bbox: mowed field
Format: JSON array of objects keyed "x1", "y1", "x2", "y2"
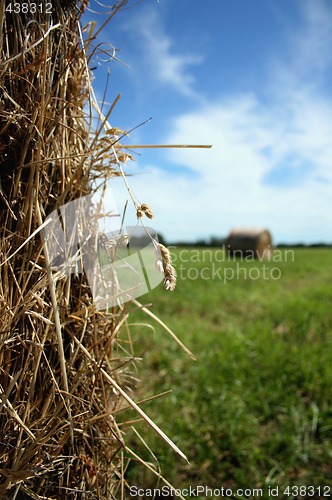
[{"x1": 123, "y1": 247, "x2": 332, "y2": 496}]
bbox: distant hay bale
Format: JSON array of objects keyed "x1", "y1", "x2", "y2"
[{"x1": 226, "y1": 228, "x2": 273, "y2": 260}]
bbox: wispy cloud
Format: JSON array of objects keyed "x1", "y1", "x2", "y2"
[
  {"x1": 124, "y1": 9, "x2": 203, "y2": 98},
  {"x1": 125, "y1": 0, "x2": 332, "y2": 243},
  {"x1": 292, "y1": 0, "x2": 332, "y2": 76}
]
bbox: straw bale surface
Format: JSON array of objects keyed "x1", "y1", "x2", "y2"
[{"x1": 0, "y1": 1, "x2": 142, "y2": 498}]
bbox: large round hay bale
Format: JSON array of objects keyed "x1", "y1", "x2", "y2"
[
  {"x1": 226, "y1": 228, "x2": 273, "y2": 260},
  {"x1": 0, "y1": 1, "x2": 184, "y2": 497}
]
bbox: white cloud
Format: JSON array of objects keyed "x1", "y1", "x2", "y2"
[
  {"x1": 126, "y1": 94, "x2": 332, "y2": 243},
  {"x1": 293, "y1": 0, "x2": 332, "y2": 75},
  {"x1": 124, "y1": 9, "x2": 203, "y2": 98},
  {"x1": 116, "y1": 0, "x2": 332, "y2": 244}
]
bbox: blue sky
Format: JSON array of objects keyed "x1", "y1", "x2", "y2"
[{"x1": 83, "y1": 0, "x2": 332, "y2": 244}]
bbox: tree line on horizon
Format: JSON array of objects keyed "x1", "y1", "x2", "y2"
[{"x1": 158, "y1": 235, "x2": 332, "y2": 249}]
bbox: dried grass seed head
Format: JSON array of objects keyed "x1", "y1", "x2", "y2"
[
  {"x1": 137, "y1": 203, "x2": 153, "y2": 219},
  {"x1": 158, "y1": 243, "x2": 177, "y2": 291}
]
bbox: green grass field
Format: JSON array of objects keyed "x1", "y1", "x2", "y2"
[{"x1": 123, "y1": 247, "x2": 332, "y2": 497}]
